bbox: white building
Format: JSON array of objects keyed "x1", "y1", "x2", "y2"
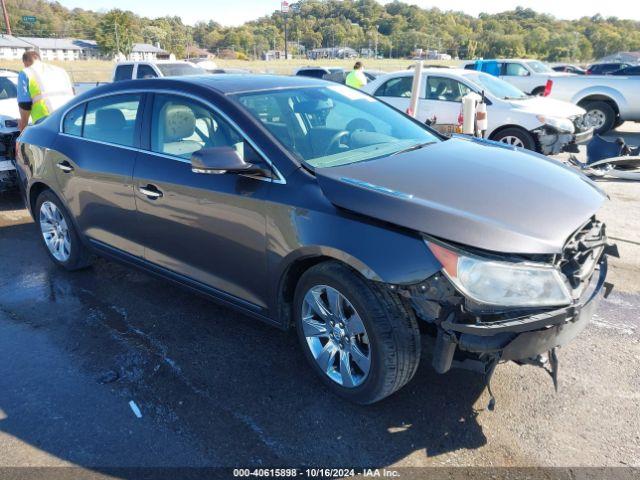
[
  {"x1": 0, "y1": 35, "x2": 33, "y2": 60},
  {"x1": 128, "y1": 43, "x2": 170, "y2": 62}
]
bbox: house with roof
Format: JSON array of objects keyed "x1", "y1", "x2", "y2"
[
  {"x1": 0, "y1": 35, "x2": 33, "y2": 60},
  {"x1": 129, "y1": 43, "x2": 171, "y2": 62}
]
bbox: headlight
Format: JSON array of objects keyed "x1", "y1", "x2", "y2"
[
  {"x1": 536, "y1": 115, "x2": 575, "y2": 133},
  {"x1": 427, "y1": 241, "x2": 572, "y2": 308}
]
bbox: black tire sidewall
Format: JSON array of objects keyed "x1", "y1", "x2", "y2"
[
  {"x1": 293, "y1": 265, "x2": 394, "y2": 404},
  {"x1": 494, "y1": 128, "x2": 536, "y2": 151},
  {"x1": 35, "y1": 190, "x2": 86, "y2": 270},
  {"x1": 583, "y1": 101, "x2": 615, "y2": 134}
]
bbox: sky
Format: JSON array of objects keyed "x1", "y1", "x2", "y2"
[{"x1": 57, "y1": 0, "x2": 640, "y2": 26}]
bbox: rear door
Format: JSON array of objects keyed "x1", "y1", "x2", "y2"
[
  {"x1": 55, "y1": 93, "x2": 145, "y2": 256},
  {"x1": 421, "y1": 75, "x2": 471, "y2": 133},
  {"x1": 132, "y1": 92, "x2": 273, "y2": 309},
  {"x1": 500, "y1": 62, "x2": 531, "y2": 92},
  {"x1": 372, "y1": 75, "x2": 413, "y2": 112}
]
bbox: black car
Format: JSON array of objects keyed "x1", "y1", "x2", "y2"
[
  {"x1": 611, "y1": 65, "x2": 640, "y2": 76},
  {"x1": 586, "y1": 62, "x2": 631, "y2": 75},
  {"x1": 552, "y1": 64, "x2": 587, "y2": 75},
  {"x1": 15, "y1": 75, "x2": 614, "y2": 404}
]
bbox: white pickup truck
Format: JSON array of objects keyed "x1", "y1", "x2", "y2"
[
  {"x1": 363, "y1": 68, "x2": 592, "y2": 155},
  {"x1": 112, "y1": 60, "x2": 206, "y2": 81},
  {"x1": 544, "y1": 74, "x2": 640, "y2": 133},
  {"x1": 464, "y1": 59, "x2": 571, "y2": 95}
]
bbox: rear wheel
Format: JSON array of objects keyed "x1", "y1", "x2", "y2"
[
  {"x1": 35, "y1": 190, "x2": 92, "y2": 270},
  {"x1": 531, "y1": 86, "x2": 546, "y2": 96},
  {"x1": 293, "y1": 261, "x2": 421, "y2": 404},
  {"x1": 492, "y1": 127, "x2": 536, "y2": 151},
  {"x1": 581, "y1": 100, "x2": 616, "y2": 134}
]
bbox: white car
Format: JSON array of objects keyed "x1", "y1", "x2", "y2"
[
  {"x1": 363, "y1": 68, "x2": 592, "y2": 155},
  {"x1": 0, "y1": 70, "x2": 20, "y2": 191},
  {"x1": 112, "y1": 61, "x2": 206, "y2": 82},
  {"x1": 463, "y1": 59, "x2": 572, "y2": 96}
]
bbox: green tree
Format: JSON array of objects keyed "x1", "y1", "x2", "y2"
[{"x1": 96, "y1": 9, "x2": 137, "y2": 56}]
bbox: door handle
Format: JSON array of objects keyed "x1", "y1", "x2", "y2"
[
  {"x1": 56, "y1": 161, "x2": 74, "y2": 173},
  {"x1": 138, "y1": 184, "x2": 163, "y2": 199}
]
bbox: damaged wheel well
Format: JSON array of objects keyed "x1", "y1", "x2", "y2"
[
  {"x1": 28, "y1": 182, "x2": 50, "y2": 214},
  {"x1": 277, "y1": 255, "x2": 335, "y2": 329}
]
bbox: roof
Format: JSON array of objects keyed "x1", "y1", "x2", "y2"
[
  {"x1": 596, "y1": 51, "x2": 640, "y2": 64},
  {"x1": 0, "y1": 34, "x2": 32, "y2": 48},
  {"x1": 19, "y1": 37, "x2": 83, "y2": 50},
  {"x1": 132, "y1": 43, "x2": 168, "y2": 54}
]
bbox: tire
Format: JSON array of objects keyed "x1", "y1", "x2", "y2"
[
  {"x1": 492, "y1": 127, "x2": 536, "y2": 151},
  {"x1": 293, "y1": 261, "x2": 421, "y2": 404},
  {"x1": 35, "y1": 189, "x2": 92, "y2": 271},
  {"x1": 581, "y1": 100, "x2": 616, "y2": 134},
  {"x1": 531, "y1": 86, "x2": 546, "y2": 96},
  {"x1": 613, "y1": 117, "x2": 625, "y2": 129}
]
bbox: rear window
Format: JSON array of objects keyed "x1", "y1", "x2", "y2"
[
  {"x1": 62, "y1": 103, "x2": 85, "y2": 136},
  {"x1": 83, "y1": 94, "x2": 142, "y2": 147},
  {"x1": 0, "y1": 77, "x2": 17, "y2": 99},
  {"x1": 114, "y1": 64, "x2": 133, "y2": 82},
  {"x1": 156, "y1": 63, "x2": 205, "y2": 77}
]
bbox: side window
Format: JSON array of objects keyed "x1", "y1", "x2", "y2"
[
  {"x1": 426, "y1": 77, "x2": 471, "y2": 102},
  {"x1": 114, "y1": 64, "x2": 133, "y2": 82},
  {"x1": 374, "y1": 76, "x2": 412, "y2": 98},
  {"x1": 83, "y1": 94, "x2": 141, "y2": 147},
  {"x1": 0, "y1": 77, "x2": 17, "y2": 99},
  {"x1": 136, "y1": 64, "x2": 157, "y2": 79},
  {"x1": 150, "y1": 94, "x2": 261, "y2": 163},
  {"x1": 504, "y1": 63, "x2": 529, "y2": 76},
  {"x1": 62, "y1": 103, "x2": 85, "y2": 136}
]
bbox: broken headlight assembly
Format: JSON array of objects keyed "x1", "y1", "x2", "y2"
[
  {"x1": 426, "y1": 241, "x2": 572, "y2": 308},
  {"x1": 536, "y1": 115, "x2": 575, "y2": 134}
]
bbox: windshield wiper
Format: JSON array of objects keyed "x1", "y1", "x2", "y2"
[{"x1": 391, "y1": 141, "x2": 436, "y2": 156}]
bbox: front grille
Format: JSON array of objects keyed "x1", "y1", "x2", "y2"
[{"x1": 557, "y1": 217, "x2": 606, "y2": 292}]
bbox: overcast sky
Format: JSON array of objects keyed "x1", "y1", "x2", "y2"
[{"x1": 57, "y1": 0, "x2": 640, "y2": 26}]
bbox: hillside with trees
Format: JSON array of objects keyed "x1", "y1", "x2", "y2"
[{"x1": 4, "y1": 0, "x2": 640, "y2": 61}]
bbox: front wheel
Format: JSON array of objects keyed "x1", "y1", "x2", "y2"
[
  {"x1": 35, "y1": 190, "x2": 92, "y2": 270},
  {"x1": 492, "y1": 127, "x2": 536, "y2": 151},
  {"x1": 293, "y1": 261, "x2": 421, "y2": 404},
  {"x1": 581, "y1": 100, "x2": 616, "y2": 134}
]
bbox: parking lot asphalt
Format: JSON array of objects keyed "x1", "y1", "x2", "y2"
[{"x1": 1, "y1": 124, "x2": 639, "y2": 474}]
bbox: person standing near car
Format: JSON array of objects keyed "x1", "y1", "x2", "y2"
[
  {"x1": 345, "y1": 61, "x2": 367, "y2": 89},
  {"x1": 17, "y1": 50, "x2": 74, "y2": 131}
]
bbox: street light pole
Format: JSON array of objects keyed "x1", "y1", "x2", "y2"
[
  {"x1": 1, "y1": 0, "x2": 12, "y2": 35},
  {"x1": 281, "y1": 1, "x2": 289, "y2": 59}
]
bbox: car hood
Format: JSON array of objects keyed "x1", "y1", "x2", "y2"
[
  {"x1": 315, "y1": 138, "x2": 606, "y2": 255},
  {"x1": 509, "y1": 97, "x2": 585, "y2": 118}
]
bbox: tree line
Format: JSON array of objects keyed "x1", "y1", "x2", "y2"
[{"x1": 5, "y1": 0, "x2": 640, "y2": 61}]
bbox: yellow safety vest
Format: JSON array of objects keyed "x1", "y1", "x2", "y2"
[
  {"x1": 22, "y1": 61, "x2": 74, "y2": 122},
  {"x1": 345, "y1": 70, "x2": 367, "y2": 89}
]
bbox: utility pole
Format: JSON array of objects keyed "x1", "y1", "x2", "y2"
[
  {"x1": 281, "y1": 1, "x2": 289, "y2": 59},
  {"x1": 114, "y1": 20, "x2": 120, "y2": 56},
  {"x1": 1, "y1": 0, "x2": 11, "y2": 36}
]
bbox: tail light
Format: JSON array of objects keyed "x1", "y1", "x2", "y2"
[{"x1": 543, "y1": 79, "x2": 553, "y2": 97}]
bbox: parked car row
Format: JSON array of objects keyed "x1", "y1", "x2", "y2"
[
  {"x1": 363, "y1": 68, "x2": 592, "y2": 154},
  {"x1": 14, "y1": 74, "x2": 615, "y2": 404},
  {"x1": 465, "y1": 58, "x2": 640, "y2": 133}
]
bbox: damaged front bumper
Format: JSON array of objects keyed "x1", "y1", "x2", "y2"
[
  {"x1": 535, "y1": 126, "x2": 594, "y2": 156},
  {"x1": 431, "y1": 255, "x2": 608, "y2": 374}
]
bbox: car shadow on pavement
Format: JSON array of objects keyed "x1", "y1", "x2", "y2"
[{"x1": 0, "y1": 220, "x2": 488, "y2": 470}]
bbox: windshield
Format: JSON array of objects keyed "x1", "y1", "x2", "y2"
[
  {"x1": 463, "y1": 72, "x2": 529, "y2": 100},
  {"x1": 526, "y1": 61, "x2": 552, "y2": 73},
  {"x1": 156, "y1": 63, "x2": 205, "y2": 77},
  {"x1": 234, "y1": 85, "x2": 440, "y2": 169}
]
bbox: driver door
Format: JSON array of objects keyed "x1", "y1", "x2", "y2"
[
  {"x1": 500, "y1": 62, "x2": 531, "y2": 92},
  {"x1": 132, "y1": 93, "x2": 273, "y2": 309}
]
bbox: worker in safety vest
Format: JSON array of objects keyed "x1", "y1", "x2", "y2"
[
  {"x1": 17, "y1": 50, "x2": 74, "y2": 131},
  {"x1": 345, "y1": 61, "x2": 367, "y2": 89}
]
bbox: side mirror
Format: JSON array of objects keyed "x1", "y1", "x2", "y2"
[{"x1": 191, "y1": 146, "x2": 266, "y2": 176}]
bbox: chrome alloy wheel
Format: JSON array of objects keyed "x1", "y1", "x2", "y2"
[
  {"x1": 301, "y1": 285, "x2": 371, "y2": 388},
  {"x1": 39, "y1": 201, "x2": 71, "y2": 262},
  {"x1": 499, "y1": 135, "x2": 525, "y2": 148},
  {"x1": 586, "y1": 109, "x2": 606, "y2": 130}
]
